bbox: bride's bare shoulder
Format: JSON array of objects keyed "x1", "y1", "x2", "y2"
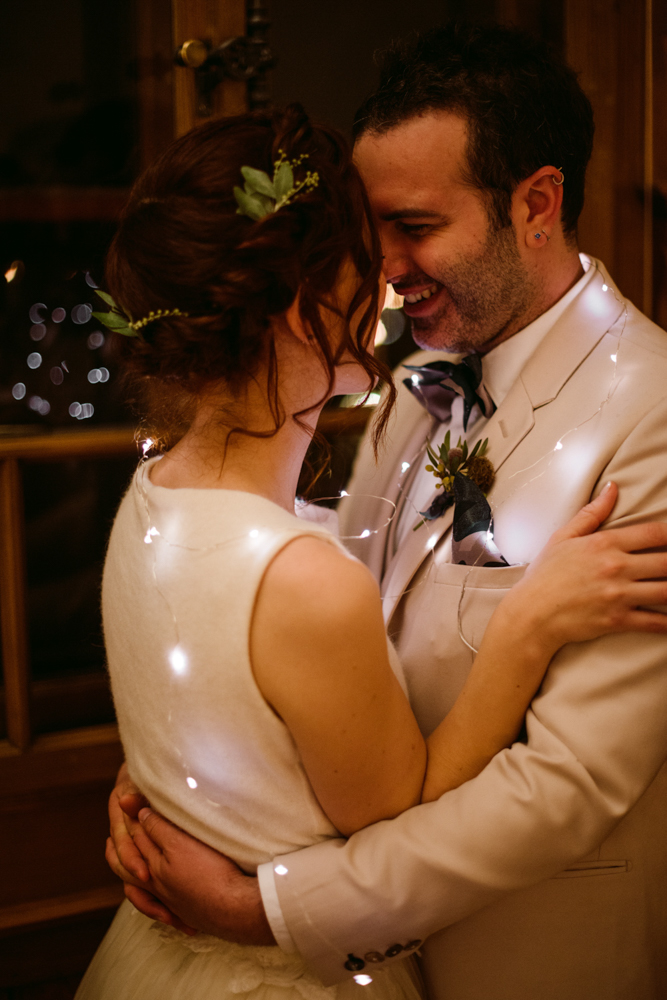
[
  {"x1": 250, "y1": 532, "x2": 388, "y2": 714},
  {"x1": 259, "y1": 534, "x2": 380, "y2": 619}
]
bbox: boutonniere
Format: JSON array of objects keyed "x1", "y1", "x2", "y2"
[{"x1": 413, "y1": 431, "x2": 494, "y2": 530}]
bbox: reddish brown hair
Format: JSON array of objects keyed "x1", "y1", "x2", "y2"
[{"x1": 106, "y1": 103, "x2": 395, "y2": 453}]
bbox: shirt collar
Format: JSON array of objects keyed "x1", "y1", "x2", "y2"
[{"x1": 481, "y1": 253, "x2": 595, "y2": 409}]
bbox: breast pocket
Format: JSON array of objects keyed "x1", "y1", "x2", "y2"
[
  {"x1": 399, "y1": 562, "x2": 529, "y2": 737},
  {"x1": 433, "y1": 561, "x2": 528, "y2": 655},
  {"x1": 553, "y1": 859, "x2": 630, "y2": 878}
]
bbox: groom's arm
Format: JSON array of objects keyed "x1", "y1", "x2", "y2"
[{"x1": 266, "y1": 398, "x2": 667, "y2": 984}]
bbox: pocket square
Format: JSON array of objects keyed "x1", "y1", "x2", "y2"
[{"x1": 451, "y1": 473, "x2": 509, "y2": 567}]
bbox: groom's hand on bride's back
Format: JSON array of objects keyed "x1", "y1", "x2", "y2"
[{"x1": 107, "y1": 768, "x2": 274, "y2": 945}]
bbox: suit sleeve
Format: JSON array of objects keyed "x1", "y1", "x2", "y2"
[{"x1": 272, "y1": 398, "x2": 667, "y2": 986}]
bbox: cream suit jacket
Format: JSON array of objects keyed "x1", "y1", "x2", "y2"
[{"x1": 272, "y1": 261, "x2": 667, "y2": 999}]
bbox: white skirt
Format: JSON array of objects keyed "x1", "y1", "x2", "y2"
[{"x1": 75, "y1": 900, "x2": 425, "y2": 1000}]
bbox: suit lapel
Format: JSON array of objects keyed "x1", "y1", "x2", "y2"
[{"x1": 381, "y1": 261, "x2": 626, "y2": 626}]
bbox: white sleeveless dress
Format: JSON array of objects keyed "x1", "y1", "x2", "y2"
[{"x1": 75, "y1": 458, "x2": 423, "y2": 1000}]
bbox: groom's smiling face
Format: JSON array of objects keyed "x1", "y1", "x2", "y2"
[{"x1": 354, "y1": 111, "x2": 536, "y2": 355}]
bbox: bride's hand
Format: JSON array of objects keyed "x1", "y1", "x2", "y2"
[{"x1": 503, "y1": 481, "x2": 667, "y2": 654}]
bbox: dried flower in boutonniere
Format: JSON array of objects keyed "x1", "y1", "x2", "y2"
[{"x1": 413, "y1": 431, "x2": 494, "y2": 530}]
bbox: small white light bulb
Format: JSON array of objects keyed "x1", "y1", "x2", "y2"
[
  {"x1": 249, "y1": 529, "x2": 259, "y2": 539},
  {"x1": 274, "y1": 864, "x2": 288, "y2": 876},
  {"x1": 354, "y1": 975, "x2": 373, "y2": 986},
  {"x1": 411, "y1": 373, "x2": 420, "y2": 386},
  {"x1": 401, "y1": 461, "x2": 410, "y2": 473},
  {"x1": 186, "y1": 776, "x2": 198, "y2": 789},
  {"x1": 554, "y1": 441, "x2": 563, "y2": 451},
  {"x1": 142, "y1": 438, "x2": 154, "y2": 456},
  {"x1": 427, "y1": 533, "x2": 439, "y2": 550},
  {"x1": 360, "y1": 529, "x2": 371, "y2": 538},
  {"x1": 340, "y1": 490, "x2": 349, "y2": 497},
  {"x1": 602, "y1": 284, "x2": 608, "y2": 291},
  {"x1": 610, "y1": 354, "x2": 617, "y2": 362},
  {"x1": 169, "y1": 646, "x2": 188, "y2": 676}
]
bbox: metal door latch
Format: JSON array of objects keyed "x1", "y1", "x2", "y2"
[{"x1": 175, "y1": 3, "x2": 274, "y2": 115}]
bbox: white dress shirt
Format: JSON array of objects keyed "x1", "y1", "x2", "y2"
[{"x1": 257, "y1": 254, "x2": 595, "y2": 953}]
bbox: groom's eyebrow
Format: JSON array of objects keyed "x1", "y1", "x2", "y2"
[{"x1": 379, "y1": 209, "x2": 447, "y2": 221}]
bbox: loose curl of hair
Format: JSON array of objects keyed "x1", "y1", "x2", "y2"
[{"x1": 106, "y1": 103, "x2": 395, "y2": 462}]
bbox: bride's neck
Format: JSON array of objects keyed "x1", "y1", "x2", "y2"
[{"x1": 150, "y1": 387, "x2": 322, "y2": 513}]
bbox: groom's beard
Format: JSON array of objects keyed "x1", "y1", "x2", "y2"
[{"x1": 408, "y1": 221, "x2": 536, "y2": 355}]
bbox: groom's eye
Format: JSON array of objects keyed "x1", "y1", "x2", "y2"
[{"x1": 397, "y1": 222, "x2": 432, "y2": 236}]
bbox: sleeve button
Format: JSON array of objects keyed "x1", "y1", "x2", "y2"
[
  {"x1": 364, "y1": 951, "x2": 385, "y2": 963},
  {"x1": 384, "y1": 944, "x2": 403, "y2": 958},
  {"x1": 344, "y1": 955, "x2": 366, "y2": 972}
]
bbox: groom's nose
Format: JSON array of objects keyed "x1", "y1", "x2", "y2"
[{"x1": 380, "y1": 233, "x2": 413, "y2": 286}]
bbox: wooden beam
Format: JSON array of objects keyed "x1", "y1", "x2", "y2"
[
  {"x1": 0, "y1": 427, "x2": 135, "y2": 462},
  {"x1": 0, "y1": 885, "x2": 124, "y2": 933},
  {"x1": 0, "y1": 459, "x2": 31, "y2": 751},
  {"x1": 0, "y1": 188, "x2": 128, "y2": 223},
  {"x1": 0, "y1": 724, "x2": 123, "y2": 796}
]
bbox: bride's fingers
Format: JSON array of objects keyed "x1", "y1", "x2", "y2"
[
  {"x1": 129, "y1": 817, "x2": 165, "y2": 872},
  {"x1": 118, "y1": 791, "x2": 150, "y2": 820},
  {"x1": 624, "y1": 551, "x2": 667, "y2": 580},
  {"x1": 109, "y1": 794, "x2": 149, "y2": 882},
  {"x1": 549, "y1": 482, "x2": 617, "y2": 543},
  {"x1": 106, "y1": 837, "x2": 154, "y2": 888},
  {"x1": 137, "y1": 807, "x2": 187, "y2": 859},
  {"x1": 598, "y1": 521, "x2": 667, "y2": 554},
  {"x1": 124, "y1": 883, "x2": 177, "y2": 926},
  {"x1": 613, "y1": 609, "x2": 667, "y2": 633},
  {"x1": 622, "y1": 581, "x2": 667, "y2": 607}
]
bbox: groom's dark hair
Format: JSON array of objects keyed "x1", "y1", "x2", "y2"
[{"x1": 353, "y1": 22, "x2": 594, "y2": 242}]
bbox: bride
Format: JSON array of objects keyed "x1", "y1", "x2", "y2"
[{"x1": 76, "y1": 105, "x2": 667, "y2": 1000}]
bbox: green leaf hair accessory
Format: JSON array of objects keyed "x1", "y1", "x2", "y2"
[
  {"x1": 91, "y1": 290, "x2": 188, "y2": 338},
  {"x1": 234, "y1": 150, "x2": 320, "y2": 221}
]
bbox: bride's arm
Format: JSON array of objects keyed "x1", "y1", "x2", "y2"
[{"x1": 251, "y1": 537, "x2": 427, "y2": 836}]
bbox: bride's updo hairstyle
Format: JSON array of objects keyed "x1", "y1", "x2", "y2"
[{"x1": 106, "y1": 103, "x2": 395, "y2": 452}]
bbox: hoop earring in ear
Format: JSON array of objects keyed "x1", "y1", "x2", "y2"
[{"x1": 552, "y1": 168, "x2": 564, "y2": 186}]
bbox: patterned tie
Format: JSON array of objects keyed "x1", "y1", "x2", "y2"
[{"x1": 403, "y1": 355, "x2": 496, "y2": 431}]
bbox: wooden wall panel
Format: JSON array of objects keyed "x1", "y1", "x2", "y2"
[
  {"x1": 135, "y1": 0, "x2": 175, "y2": 170},
  {"x1": 566, "y1": 0, "x2": 652, "y2": 314}
]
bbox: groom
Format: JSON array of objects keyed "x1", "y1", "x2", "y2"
[{"x1": 109, "y1": 23, "x2": 667, "y2": 999}]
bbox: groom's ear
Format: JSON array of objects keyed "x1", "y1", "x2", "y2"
[{"x1": 513, "y1": 166, "x2": 564, "y2": 249}]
